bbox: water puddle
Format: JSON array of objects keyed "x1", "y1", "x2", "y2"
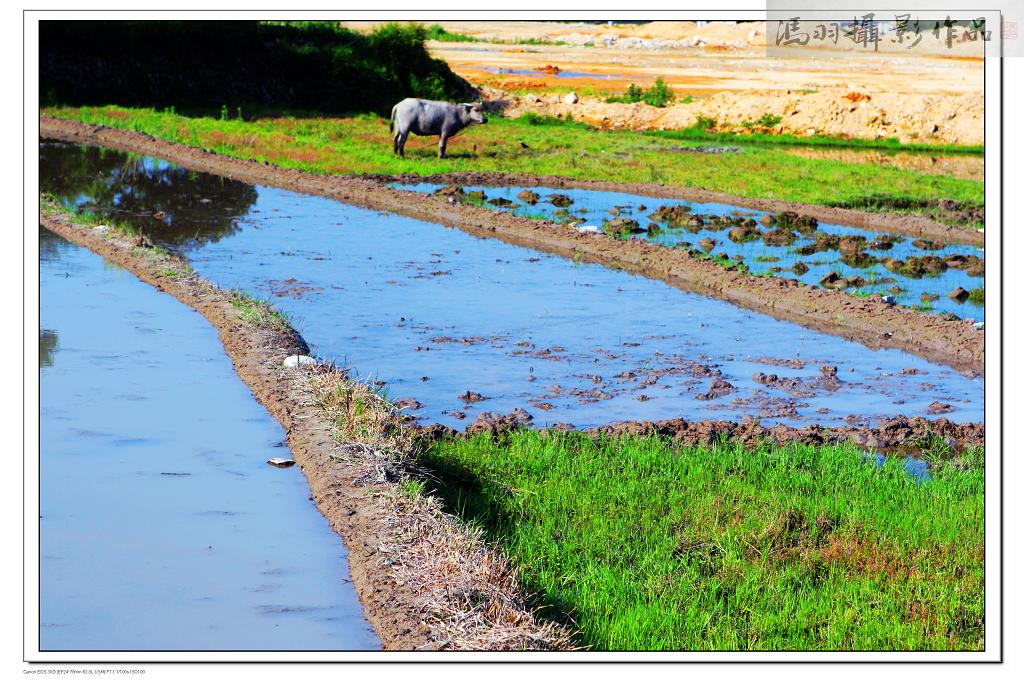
[
  {"x1": 481, "y1": 66, "x2": 625, "y2": 80},
  {"x1": 39, "y1": 226, "x2": 378, "y2": 651},
  {"x1": 395, "y1": 182, "x2": 986, "y2": 321},
  {"x1": 40, "y1": 142, "x2": 983, "y2": 431}
]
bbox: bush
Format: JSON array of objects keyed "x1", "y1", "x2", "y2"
[
  {"x1": 39, "y1": 20, "x2": 474, "y2": 116},
  {"x1": 605, "y1": 77, "x2": 674, "y2": 108}
]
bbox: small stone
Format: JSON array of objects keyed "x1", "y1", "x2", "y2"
[
  {"x1": 564, "y1": 92, "x2": 579, "y2": 104},
  {"x1": 267, "y1": 457, "x2": 296, "y2": 468},
  {"x1": 282, "y1": 355, "x2": 316, "y2": 369}
]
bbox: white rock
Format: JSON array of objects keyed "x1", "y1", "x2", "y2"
[
  {"x1": 564, "y1": 92, "x2": 579, "y2": 105},
  {"x1": 267, "y1": 457, "x2": 296, "y2": 468},
  {"x1": 283, "y1": 354, "x2": 316, "y2": 369},
  {"x1": 93, "y1": 225, "x2": 111, "y2": 232}
]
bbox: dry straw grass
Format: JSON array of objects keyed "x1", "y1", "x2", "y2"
[{"x1": 306, "y1": 363, "x2": 575, "y2": 651}]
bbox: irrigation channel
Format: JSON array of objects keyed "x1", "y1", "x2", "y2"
[
  {"x1": 41, "y1": 141, "x2": 983, "y2": 431},
  {"x1": 39, "y1": 225, "x2": 378, "y2": 651},
  {"x1": 395, "y1": 182, "x2": 986, "y2": 321}
]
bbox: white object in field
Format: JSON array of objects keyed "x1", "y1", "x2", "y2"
[
  {"x1": 267, "y1": 457, "x2": 296, "y2": 468},
  {"x1": 564, "y1": 92, "x2": 579, "y2": 105},
  {"x1": 973, "y1": 321, "x2": 985, "y2": 330},
  {"x1": 569, "y1": 222, "x2": 601, "y2": 234},
  {"x1": 283, "y1": 354, "x2": 317, "y2": 369}
]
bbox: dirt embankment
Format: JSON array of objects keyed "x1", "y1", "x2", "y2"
[
  {"x1": 38, "y1": 206, "x2": 572, "y2": 652},
  {"x1": 494, "y1": 88, "x2": 984, "y2": 146},
  {"x1": 39, "y1": 117, "x2": 984, "y2": 375},
  {"x1": 422, "y1": 411, "x2": 985, "y2": 453}
]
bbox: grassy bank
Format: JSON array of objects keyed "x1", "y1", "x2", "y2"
[
  {"x1": 420, "y1": 431, "x2": 984, "y2": 651},
  {"x1": 44, "y1": 106, "x2": 984, "y2": 228}
]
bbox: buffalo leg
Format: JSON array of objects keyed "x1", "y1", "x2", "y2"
[{"x1": 438, "y1": 133, "x2": 449, "y2": 159}]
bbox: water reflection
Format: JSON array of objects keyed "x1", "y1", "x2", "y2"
[{"x1": 40, "y1": 141, "x2": 258, "y2": 249}]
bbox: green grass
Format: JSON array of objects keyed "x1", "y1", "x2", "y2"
[
  {"x1": 422, "y1": 24, "x2": 481, "y2": 43},
  {"x1": 968, "y1": 288, "x2": 985, "y2": 305},
  {"x1": 228, "y1": 289, "x2": 293, "y2": 330},
  {"x1": 419, "y1": 431, "x2": 984, "y2": 651},
  {"x1": 45, "y1": 105, "x2": 984, "y2": 228},
  {"x1": 606, "y1": 77, "x2": 674, "y2": 107},
  {"x1": 649, "y1": 126, "x2": 984, "y2": 155}
]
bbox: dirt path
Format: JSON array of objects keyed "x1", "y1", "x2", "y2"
[
  {"x1": 38, "y1": 207, "x2": 571, "y2": 652},
  {"x1": 39, "y1": 117, "x2": 984, "y2": 375}
]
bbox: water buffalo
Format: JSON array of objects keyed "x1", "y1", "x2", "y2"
[{"x1": 389, "y1": 98, "x2": 487, "y2": 159}]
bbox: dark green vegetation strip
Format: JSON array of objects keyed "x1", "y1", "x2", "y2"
[
  {"x1": 647, "y1": 127, "x2": 984, "y2": 156},
  {"x1": 40, "y1": 21, "x2": 472, "y2": 117},
  {"x1": 46, "y1": 106, "x2": 984, "y2": 229},
  {"x1": 421, "y1": 431, "x2": 984, "y2": 651}
]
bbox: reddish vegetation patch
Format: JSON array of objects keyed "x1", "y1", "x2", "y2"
[{"x1": 817, "y1": 534, "x2": 918, "y2": 580}]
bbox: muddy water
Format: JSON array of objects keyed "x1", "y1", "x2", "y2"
[
  {"x1": 40, "y1": 142, "x2": 983, "y2": 430},
  {"x1": 396, "y1": 183, "x2": 986, "y2": 321},
  {"x1": 39, "y1": 226, "x2": 378, "y2": 651}
]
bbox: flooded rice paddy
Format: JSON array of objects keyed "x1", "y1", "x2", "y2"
[
  {"x1": 39, "y1": 225, "x2": 378, "y2": 651},
  {"x1": 396, "y1": 182, "x2": 986, "y2": 321},
  {"x1": 41, "y1": 141, "x2": 983, "y2": 430}
]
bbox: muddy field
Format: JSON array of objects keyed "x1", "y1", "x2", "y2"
[
  {"x1": 40, "y1": 141, "x2": 983, "y2": 429},
  {"x1": 39, "y1": 118, "x2": 985, "y2": 374}
]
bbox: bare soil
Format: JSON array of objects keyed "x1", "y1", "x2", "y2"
[
  {"x1": 345, "y1": 20, "x2": 984, "y2": 145},
  {"x1": 40, "y1": 117, "x2": 984, "y2": 375}
]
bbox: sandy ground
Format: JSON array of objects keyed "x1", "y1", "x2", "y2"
[{"x1": 345, "y1": 20, "x2": 984, "y2": 145}]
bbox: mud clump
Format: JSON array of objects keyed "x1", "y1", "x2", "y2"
[
  {"x1": 948, "y1": 287, "x2": 970, "y2": 303},
  {"x1": 763, "y1": 229, "x2": 796, "y2": 246},
  {"x1": 605, "y1": 217, "x2": 643, "y2": 234},
  {"x1": 517, "y1": 189, "x2": 540, "y2": 205},
  {"x1": 394, "y1": 397, "x2": 423, "y2": 411},
  {"x1": 648, "y1": 203, "x2": 692, "y2": 227},
  {"x1": 488, "y1": 197, "x2": 517, "y2": 208},
  {"x1": 927, "y1": 401, "x2": 955, "y2": 415},
  {"x1": 547, "y1": 193, "x2": 573, "y2": 208},
  {"x1": 791, "y1": 261, "x2": 809, "y2": 275},
  {"x1": 458, "y1": 390, "x2": 489, "y2": 403},
  {"x1": 912, "y1": 239, "x2": 946, "y2": 251},
  {"x1": 698, "y1": 238, "x2": 717, "y2": 253},
  {"x1": 582, "y1": 415, "x2": 982, "y2": 453},
  {"x1": 695, "y1": 379, "x2": 735, "y2": 401},
  {"x1": 466, "y1": 409, "x2": 534, "y2": 434},
  {"x1": 433, "y1": 185, "x2": 464, "y2": 198},
  {"x1": 885, "y1": 256, "x2": 949, "y2": 279},
  {"x1": 767, "y1": 211, "x2": 818, "y2": 234},
  {"x1": 819, "y1": 271, "x2": 842, "y2": 288},
  {"x1": 728, "y1": 224, "x2": 762, "y2": 243}
]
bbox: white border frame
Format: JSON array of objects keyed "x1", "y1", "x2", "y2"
[{"x1": 20, "y1": 5, "x2": 1003, "y2": 665}]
